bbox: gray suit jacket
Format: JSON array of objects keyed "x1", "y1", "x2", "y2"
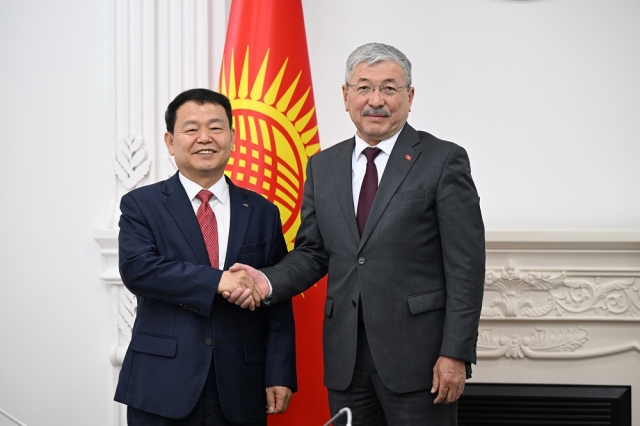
[{"x1": 263, "y1": 123, "x2": 485, "y2": 393}]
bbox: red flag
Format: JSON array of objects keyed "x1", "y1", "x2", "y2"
[{"x1": 219, "y1": 0, "x2": 328, "y2": 423}]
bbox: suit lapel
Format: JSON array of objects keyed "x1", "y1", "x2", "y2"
[
  {"x1": 359, "y1": 124, "x2": 422, "y2": 248},
  {"x1": 224, "y1": 177, "x2": 251, "y2": 270},
  {"x1": 332, "y1": 138, "x2": 361, "y2": 244},
  {"x1": 162, "y1": 173, "x2": 210, "y2": 266}
]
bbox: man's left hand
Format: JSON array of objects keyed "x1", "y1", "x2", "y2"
[
  {"x1": 266, "y1": 386, "x2": 292, "y2": 414},
  {"x1": 431, "y1": 356, "x2": 465, "y2": 404}
]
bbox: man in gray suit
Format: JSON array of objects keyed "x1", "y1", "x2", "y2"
[{"x1": 228, "y1": 42, "x2": 485, "y2": 425}]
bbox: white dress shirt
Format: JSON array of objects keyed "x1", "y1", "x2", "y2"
[
  {"x1": 179, "y1": 173, "x2": 231, "y2": 270},
  {"x1": 351, "y1": 131, "x2": 401, "y2": 211}
]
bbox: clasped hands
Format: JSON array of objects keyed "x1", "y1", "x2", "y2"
[{"x1": 217, "y1": 263, "x2": 269, "y2": 310}]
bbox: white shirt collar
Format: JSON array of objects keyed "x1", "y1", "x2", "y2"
[
  {"x1": 178, "y1": 172, "x2": 229, "y2": 205},
  {"x1": 353, "y1": 130, "x2": 401, "y2": 159}
]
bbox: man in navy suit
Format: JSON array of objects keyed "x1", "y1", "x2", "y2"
[{"x1": 115, "y1": 88, "x2": 297, "y2": 425}]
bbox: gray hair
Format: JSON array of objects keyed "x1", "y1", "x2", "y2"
[{"x1": 345, "y1": 42, "x2": 412, "y2": 86}]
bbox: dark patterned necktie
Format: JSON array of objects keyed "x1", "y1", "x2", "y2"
[
  {"x1": 356, "y1": 147, "x2": 382, "y2": 236},
  {"x1": 196, "y1": 190, "x2": 219, "y2": 268}
]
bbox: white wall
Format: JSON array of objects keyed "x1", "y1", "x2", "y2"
[
  {"x1": 0, "y1": 0, "x2": 114, "y2": 425},
  {"x1": 302, "y1": 0, "x2": 640, "y2": 231},
  {"x1": 0, "y1": 0, "x2": 637, "y2": 425}
]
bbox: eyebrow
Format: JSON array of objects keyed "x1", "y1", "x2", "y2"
[
  {"x1": 180, "y1": 118, "x2": 226, "y2": 128},
  {"x1": 355, "y1": 77, "x2": 399, "y2": 85}
]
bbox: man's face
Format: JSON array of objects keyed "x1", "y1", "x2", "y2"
[
  {"x1": 164, "y1": 101, "x2": 235, "y2": 188},
  {"x1": 342, "y1": 60, "x2": 414, "y2": 145}
]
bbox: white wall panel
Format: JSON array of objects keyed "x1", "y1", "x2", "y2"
[
  {"x1": 302, "y1": 0, "x2": 640, "y2": 231},
  {"x1": 0, "y1": 0, "x2": 114, "y2": 424}
]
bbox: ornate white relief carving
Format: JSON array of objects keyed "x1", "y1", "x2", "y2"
[
  {"x1": 482, "y1": 260, "x2": 639, "y2": 319},
  {"x1": 110, "y1": 287, "x2": 136, "y2": 367},
  {"x1": 113, "y1": 136, "x2": 152, "y2": 190},
  {"x1": 477, "y1": 327, "x2": 640, "y2": 360},
  {"x1": 117, "y1": 288, "x2": 135, "y2": 340},
  {"x1": 478, "y1": 327, "x2": 589, "y2": 359}
]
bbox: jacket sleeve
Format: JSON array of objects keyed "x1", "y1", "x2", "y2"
[
  {"x1": 118, "y1": 192, "x2": 220, "y2": 316},
  {"x1": 435, "y1": 144, "x2": 485, "y2": 364}
]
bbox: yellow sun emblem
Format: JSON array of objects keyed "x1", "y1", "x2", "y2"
[{"x1": 220, "y1": 47, "x2": 320, "y2": 249}]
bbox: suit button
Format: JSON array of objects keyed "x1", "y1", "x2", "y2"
[
  {"x1": 358, "y1": 257, "x2": 365, "y2": 265},
  {"x1": 205, "y1": 338, "x2": 212, "y2": 346},
  {"x1": 352, "y1": 300, "x2": 357, "y2": 307}
]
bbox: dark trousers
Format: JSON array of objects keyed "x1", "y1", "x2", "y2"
[
  {"x1": 327, "y1": 321, "x2": 458, "y2": 426},
  {"x1": 127, "y1": 359, "x2": 266, "y2": 426}
]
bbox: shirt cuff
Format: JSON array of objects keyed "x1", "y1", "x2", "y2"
[
  {"x1": 262, "y1": 271, "x2": 273, "y2": 304},
  {"x1": 263, "y1": 271, "x2": 273, "y2": 296}
]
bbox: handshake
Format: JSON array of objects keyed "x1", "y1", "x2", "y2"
[{"x1": 216, "y1": 263, "x2": 270, "y2": 311}]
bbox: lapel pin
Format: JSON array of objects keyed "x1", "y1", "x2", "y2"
[
  {"x1": 405, "y1": 154, "x2": 412, "y2": 161},
  {"x1": 242, "y1": 203, "x2": 249, "y2": 207}
]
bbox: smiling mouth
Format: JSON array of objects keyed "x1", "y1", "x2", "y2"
[{"x1": 195, "y1": 149, "x2": 216, "y2": 155}]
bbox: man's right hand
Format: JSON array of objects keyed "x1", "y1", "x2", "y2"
[
  {"x1": 217, "y1": 270, "x2": 263, "y2": 311},
  {"x1": 222, "y1": 263, "x2": 270, "y2": 308}
]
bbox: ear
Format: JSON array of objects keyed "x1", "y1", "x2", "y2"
[
  {"x1": 407, "y1": 86, "x2": 415, "y2": 112},
  {"x1": 230, "y1": 127, "x2": 236, "y2": 152},
  {"x1": 164, "y1": 132, "x2": 175, "y2": 155},
  {"x1": 342, "y1": 84, "x2": 349, "y2": 111}
]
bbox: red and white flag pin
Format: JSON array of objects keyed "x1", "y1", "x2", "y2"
[{"x1": 405, "y1": 154, "x2": 412, "y2": 161}]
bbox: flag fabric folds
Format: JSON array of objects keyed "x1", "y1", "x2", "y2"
[{"x1": 219, "y1": 0, "x2": 328, "y2": 423}]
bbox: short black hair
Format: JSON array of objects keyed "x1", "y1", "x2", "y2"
[{"x1": 165, "y1": 88, "x2": 233, "y2": 134}]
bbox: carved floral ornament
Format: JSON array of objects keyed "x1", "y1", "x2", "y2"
[
  {"x1": 482, "y1": 260, "x2": 640, "y2": 319},
  {"x1": 113, "y1": 136, "x2": 152, "y2": 190},
  {"x1": 110, "y1": 288, "x2": 136, "y2": 367},
  {"x1": 478, "y1": 327, "x2": 588, "y2": 359},
  {"x1": 477, "y1": 327, "x2": 640, "y2": 360}
]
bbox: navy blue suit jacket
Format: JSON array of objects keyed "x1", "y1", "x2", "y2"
[{"x1": 114, "y1": 173, "x2": 297, "y2": 422}]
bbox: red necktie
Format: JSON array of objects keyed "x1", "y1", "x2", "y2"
[
  {"x1": 356, "y1": 147, "x2": 382, "y2": 236},
  {"x1": 196, "y1": 190, "x2": 219, "y2": 268}
]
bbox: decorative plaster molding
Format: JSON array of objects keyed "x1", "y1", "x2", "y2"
[
  {"x1": 94, "y1": 229, "x2": 134, "y2": 368},
  {"x1": 477, "y1": 327, "x2": 640, "y2": 360},
  {"x1": 478, "y1": 327, "x2": 589, "y2": 359},
  {"x1": 110, "y1": 288, "x2": 136, "y2": 367},
  {"x1": 482, "y1": 260, "x2": 640, "y2": 319},
  {"x1": 94, "y1": 229, "x2": 120, "y2": 284},
  {"x1": 113, "y1": 136, "x2": 152, "y2": 190}
]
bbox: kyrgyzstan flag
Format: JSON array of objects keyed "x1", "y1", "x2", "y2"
[{"x1": 219, "y1": 0, "x2": 328, "y2": 423}]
